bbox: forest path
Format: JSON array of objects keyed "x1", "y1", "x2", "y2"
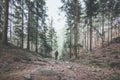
[{"x1": 0, "y1": 58, "x2": 112, "y2": 80}]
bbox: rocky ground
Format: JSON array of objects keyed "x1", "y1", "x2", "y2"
[
  {"x1": 0, "y1": 58, "x2": 114, "y2": 80},
  {"x1": 0, "y1": 37, "x2": 120, "y2": 80}
]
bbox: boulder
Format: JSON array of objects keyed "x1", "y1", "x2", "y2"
[
  {"x1": 66, "y1": 65, "x2": 72, "y2": 69},
  {"x1": 34, "y1": 68, "x2": 57, "y2": 76},
  {"x1": 23, "y1": 74, "x2": 32, "y2": 80}
]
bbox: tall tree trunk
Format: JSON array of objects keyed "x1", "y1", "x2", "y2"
[
  {"x1": 35, "y1": 12, "x2": 38, "y2": 52},
  {"x1": 68, "y1": 0, "x2": 72, "y2": 58},
  {"x1": 9, "y1": 5, "x2": 12, "y2": 42},
  {"x1": 87, "y1": 25, "x2": 89, "y2": 51},
  {"x1": 70, "y1": 25, "x2": 72, "y2": 58},
  {"x1": 89, "y1": 16, "x2": 92, "y2": 51},
  {"x1": 27, "y1": 8, "x2": 31, "y2": 50},
  {"x1": 0, "y1": 0, "x2": 3, "y2": 30},
  {"x1": 74, "y1": 0, "x2": 79, "y2": 58},
  {"x1": 108, "y1": 12, "x2": 110, "y2": 45},
  {"x1": 35, "y1": 24, "x2": 38, "y2": 52},
  {"x1": 84, "y1": 32, "x2": 86, "y2": 50},
  {"x1": 21, "y1": 0, "x2": 24, "y2": 48},
  {"x1": 2, "y1": 0, "x2": 9, "y2": 45},
  {"x1": 9, "y1": 20, "x2": 12, "y2": 41},
  {"x1": 110, "y1": 15, "x2": 113, "y2": 43},
  {"x1": 101, "y1": 12, "x2": 104, "y2": 47},
  {"x1": 50, "y1": 18, "x2": 53, "y2": 49}
]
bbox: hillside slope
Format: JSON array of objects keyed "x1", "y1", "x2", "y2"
[
  {"x1": 77, "y1": 37, "x2": 120, "y2": 69},
  {"x1": 0, "y1": 42, "x2": 42, "y2": 80},
  {"x1": 74, "y1": 37, "x2": 120, "y2": 80}
]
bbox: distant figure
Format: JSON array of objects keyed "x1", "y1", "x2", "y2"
[
  {"x1": 55, "y1": 51, "x2": 58, "y2": 60},
  {"x1": 0, "y1": 31, "x2": 2, "y2": 40}
]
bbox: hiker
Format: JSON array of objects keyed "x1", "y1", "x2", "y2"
[
  {"x1": 55, "y1": 51, "x2": 58, "y2": 60},
  {"x1": 0, "y1": 31, "x2": 2, "y2": 40}
]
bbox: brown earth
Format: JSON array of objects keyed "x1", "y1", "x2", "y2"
[{"x1": 0, "y1": 37, "x2": 120, "y2": 80}]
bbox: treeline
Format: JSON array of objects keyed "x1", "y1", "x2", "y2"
[
  {"x1": 61, "y1": 0, "x2": 120, "y2": 58},
  {"x1": 0, "y1": 0, "x2": 57, "y2": 56}
]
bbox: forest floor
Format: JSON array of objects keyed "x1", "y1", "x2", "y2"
[{"x1": 0, "y1": 37, "x2": 120, "y2": 80}]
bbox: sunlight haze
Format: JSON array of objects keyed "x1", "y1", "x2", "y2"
[
  {"x1": 46, "y1": 0, "x2": 66, "y2": 31},
  {"x1": 46, "y1": 0, "x2": 66, "y2": 55}
]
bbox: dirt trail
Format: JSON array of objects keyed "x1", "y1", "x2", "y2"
[{"x1": 0, "y1": 58, "x2": 113, "y2": 80}]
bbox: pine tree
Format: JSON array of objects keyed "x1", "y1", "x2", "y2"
[
  {"x1": 61, "y1": 0, "x2": 82, "y2": 58},
  {"x1": 0, "y1": 0, "x2": 3, "y2": 32},
  {"x1": 47, "y1": 18, "x2": 58, "y2": 50},
  {"x1": 84, "y1": 0, "x2": 99, "y2": 51},
  {"x1": 26, "y1": 0, "x2": 32, "y2": 50},
  {"x1": 2, "y1": 0, "x2": 9, "y2": 45},
  {"x1": 13, "y1": 5, "x2": 22, "y2": 47},
  {"x1": 21, "y1": 0, "x2": 25, "y2": 48}
]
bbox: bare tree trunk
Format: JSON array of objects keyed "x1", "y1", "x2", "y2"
[
  {"x1": 70, "y1": 25, "x2": 72, "y2": 58},
  {"x1": 68, "y1": 0, "x2": 72, "y2": 58},
  {"x1": 0, "y1": 0, "x2": 3, "y2": 32},
  {"x1": 89, "y1": 16, "x2": 92, "y2": 51},
  {"x1": 2, "y1": 0, "x2": 9, "y2": 45},
  {"x1": 27, "y1": 8, "x2": 31, "y2": 50},
  {"x1": 87, "y1": 25, "x2": 89, "y2": 51},
  {"x1": 50, "y1": 18, "x2": 53, "y2": 49},
  {"x1": 74, "y1": 0, "x2": 79, "y2": 58},
  {"x1": 35, "y1": 12, "x2": 38, "y2": 52},
  {"x1": 102, "y1": 13, "x2": 104, "y2": 47},
  {"x1": 85, "y1": 32, "x2": 87, "y2": 50},
  {"x1": 108, "y1": 12, "x2": 110, "y2": 45},
  {"x1": 35, "y1": 25, "x2": 38, "y2": 52},
  {"x1": 110, "y1": 15, "x2": 113, "y2": 43},
  {"x1": 21, "y1": 0, "x2": 24, "y2": 48},
  {"x1": 9, "y1": 20, "x2": 12, "y2": 41}
]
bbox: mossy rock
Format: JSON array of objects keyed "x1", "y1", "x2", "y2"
[
  {"x1": 13, "y1": 56, "x2": 21, "y2": 62},
  {"x1": 13, "y1": 55, "x2": 31, "y2": 62},
  {"x1": 111, "y1": 51, "x2": 120, "y2": 55},
  {"x1": 23, "y1": 74, "x2": 32, "y2": 80},
  {"x1": 109, "y1": 61, "x2": 120, "y2": 69},
  {"x1": 89, "y1": 60, "x2": 103, "y2": 66},
  {"x1": 35, "y1": 69, "x2": 57, "y2": 76},
  {"x1": 112, "y1": 37, "x2": 120, "y2": 43},
  {"x1": 110, "y1": 73, "x2": 120, "y2": 80},
  {"x1": 4, "y1": 67, "x2": 11, "y2": 72}
]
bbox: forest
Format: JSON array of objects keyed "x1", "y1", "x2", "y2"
[
  {"x1": 0, "y1": 0, "x2": 58, "y2": 57},
  {"x1": 61, "y1": 0, "x2": 120, "y2": 58},
  {"x1": 0, "y1": 0, "x2": 120, "y2": 80}
]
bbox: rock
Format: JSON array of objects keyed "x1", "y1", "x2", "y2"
[
  {"x1": 118, "y1": 55, "x2": 120, "y2": 58},
  {"x1": 57, "y1": 75, "x2": 61, "y2": 80},
  {"x1": 23, "y1": 74, "x2": 32, "y2": 80},
  {"x1": 114, "y1": 54, "x2": 120, "y2": 59},
  {"x1": 34, "y1": 69, "x2": 57, "y2": 76},
  {"x1": 54, "y1": 61, "x2": 58, "y2": 64},
  {"x1": 37, "y1": 57, "x2": 44, "y2": 61},
  {"x1": 109, "y1": 61, "x2": 120, "y2": 69},
  {"x1": 4, "y1": 67, "x2": 11, "y2": 72},
  {"x1": 69, "y1": 77, "x2": 76, "y2": 80},
  {"x1": 52, "y1": 61, "x2": 58, "y2": 64},
  {"x1": 74, "y1": 68, "x2": 77, "y2": 71},
  {"x1": 66, "y1": 65, "x2": 72, "y2": 69},
  {"x1": 61, "y1": 70, "x2": 64, "y2": 72},
  {"x1": 65, "y1": 61, "x2": 70, "y2": 64}
]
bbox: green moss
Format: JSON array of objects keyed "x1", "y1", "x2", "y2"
[
  {"x1": 4, "y1": 67, "x2": 11, "y2": 72},
  {"x1": 110, "y1": 73, "x2": 120, "y2": 80},
  {"x1": 109, "y1": 61, "x2": 120, "y2": 69}
]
